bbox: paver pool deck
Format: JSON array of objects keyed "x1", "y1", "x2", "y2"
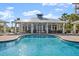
[
  {"x1": 0, "y1": 35, "x2": 21, "y2": 41},
  {"x1": 0, "y1": 34, "x2": 79, "y2": 42},
  {"x1": 57, "y1": 34, "x2": 79, "y2": 42}
]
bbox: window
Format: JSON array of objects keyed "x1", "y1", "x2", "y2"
[{"x1": 76, "y1": 10, "x2": 79, "y2": 14}]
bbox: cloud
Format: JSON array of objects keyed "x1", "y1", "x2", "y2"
[
  {"x1": 55, "y1": 8, "x2": 63, "y2": 11},
  {"x1": 43, "y1": 13, "x2": 53, "y2": 18},
  {"x1": 42, "y1": 3, "x2": 57, "y2": 6},
  {"x1": 43, "y1": 13, "x2": 59, "y2": 19},
  {"x1": 23, "y1": 10, "x2": 59, "y2": 19},
  {"x1": 0, "y1": 7, "x2": 15, "y2": 27},
  {"x1": 6, "y1": 6, "x2": 14, "y2": 10},
  {"x1": 0, "y1": 7, "x2": 15, "y2": 21},
  {"x1": 60, "y1": 3, "x2": 72, "y2": 8},
  {"x1": 42, "y1": 3, "x2": 72, "y2": 8},
  {"x1": 23, "y1": 10, "x2": 42, "y2": 16},
  {"x1": 0, "y1": 10, "x2": 14, "y2": 19}
]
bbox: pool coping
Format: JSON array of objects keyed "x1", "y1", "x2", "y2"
[
  {"x1": 0, "y1": 33, "x2": 32, "y2": 42},
  {"x1": 0, "y1": 35, "x2": 21, "y2": 43},
  {"x1": 50, "y1": 34, "x2": 79, "y2": 43},
  {"x1": 0, "y1": 33, "x2": 79, "y2": 43}
]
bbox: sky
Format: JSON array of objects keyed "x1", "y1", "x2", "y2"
[{"x1": 0, "y1": 3, "x2": 75, "y2": 22}]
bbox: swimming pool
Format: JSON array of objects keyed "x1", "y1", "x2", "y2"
[{"x1": 0, "y1": 34, "x2": 79, "y2": 56}]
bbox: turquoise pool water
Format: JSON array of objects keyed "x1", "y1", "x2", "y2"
[{"x1": 0, "y1": 34, "x2": 79, "y2": 56}]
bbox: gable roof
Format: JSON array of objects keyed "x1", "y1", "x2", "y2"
[{"x1": 13, "y1": 18, "x2": 66, "y2": 23}]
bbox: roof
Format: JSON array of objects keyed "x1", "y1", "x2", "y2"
[{"x1": 13, "y1": 18, "x2": 66, "y2": 23}]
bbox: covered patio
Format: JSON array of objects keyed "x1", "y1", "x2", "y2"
[
  {"x1": 12, "y1": 19, "x2": 66, "y2": 34},
  {"x1": 72, "y1": 20, "x2": 79, "y2": 34}
]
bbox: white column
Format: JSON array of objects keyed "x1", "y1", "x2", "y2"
[
  {"x1": 21, "y1": 23, "x2": 23, "y2": 33},
  {"x1": 73, "y1": 24, "x2": 76, "y2": 34},
  {"x1": 53, "y1": 25, "x2": 55, "y2": 31},
  {"x1": 57, "y1": 24, "x2": 58, "y2": 31},
  {"x1": 27, "y1": 24, "x2": 29, "y2": 31},
  {"x1": 4, "y1": 23, "x2": 6, "y2": 33},
  {"x1": 23, "y1": 24, "x2": 25, "y2": 33},
  {"x1": 15, "y1": 23, "x2": 17, "y2": 33},
  {"x1": 58, "y1": 24, "x2": 60, "y2": 30},
  {"x1": 35, "y1": 24, "x2": 37, "y2": 33},
  {"x1": 19, "y1": 22, "x2": 23, "y2": 33},
  {"x1": 51, "y1": 24, "x2": 52, "y2": 30},
  {"x1": 58, "y1": 24, "x2": 61, "y2": 30},
  {"x1": 42, "y1": 24, "x2": 43, "y2": 32},
  {"x1": 11, "y1": 22, "x2": 13, "y2": 33},
  {"x1": 19, "y1": 23, "x2": 20, "y2": 33},
  {"x1": 31, "y1": 23, "x2": 33, "y2": 33},
  {"x1": 62, "y1": 23, "x2": 65, "y2": 33},
  {"x1": 36, "y1": 24, "x2": 38, "y2": 33},
  {"x1": 52, "y1": 25, "x2": 53, "y2": 31},
  {"x1": 19, "y1": 23, "x2": 21, "y2": 33},
  {"x1": 46, "y1": 23, "x2": 48, "y2": 34}
]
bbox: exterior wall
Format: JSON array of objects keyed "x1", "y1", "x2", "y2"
[
  {"x1": 16, "y1": 23, "x2": 64, "y2": 34},
  {"x1": 74, "y1": 3, "x2": 79, "y2": 14}
]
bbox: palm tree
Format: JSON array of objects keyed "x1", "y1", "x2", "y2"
[
  {"x1": 11, "y1": 18, "x2": 21, "y2": 33},
  {"x1": 59, "y1": 13, "x2": 70, "y2": 33},
  {"x1": 70, "y1": 14, "x2": 79, "y2": 33},
  {"x1": 59, "y1": 13, "x2": 69, "y2": 21},
  {"x1": 60, "y1": 13, "x2": 79, "y2": 33},
  {"x1": 0, "y1": 21, "x2": 5, "y2": 32},
  {"x1": 0, "y1": 25, "x2": 3, "y2": 32},
  {"x1": 68, "y1": 14, "x2": 79, "y2": 22},
  {"x1": 59, "y1": 13, "x2": 72, "y2": 33}
]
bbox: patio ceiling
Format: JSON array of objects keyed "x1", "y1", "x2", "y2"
[{"x1": 72, "y1": 20, "x2": 79, "y2": 24}]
